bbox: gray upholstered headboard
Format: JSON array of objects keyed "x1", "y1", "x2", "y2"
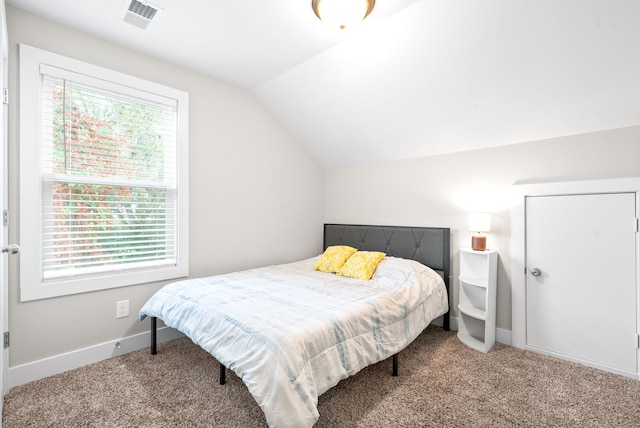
[{"x1": 323, "y1": 223, "x2": 451, "y2": 330}]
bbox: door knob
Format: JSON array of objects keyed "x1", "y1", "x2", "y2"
[
  {"x1": 2, "y1": 244, "x2": 20, "y2": 255},
  {"x1": 530, "y1": 267, "x2": 541, "y2": 277}
]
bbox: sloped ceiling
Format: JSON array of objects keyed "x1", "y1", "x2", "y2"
[{"x1": 7, "y1": 0, "x2": 640, "y2": 168}]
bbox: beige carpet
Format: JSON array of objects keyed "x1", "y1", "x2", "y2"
[{"x1": 3, "y1": 326, "x2": 640, "y2": 427}]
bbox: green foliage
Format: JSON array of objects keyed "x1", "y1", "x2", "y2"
[{"x1": 46, "y1": 80, "x2": 174, "y2": 271}]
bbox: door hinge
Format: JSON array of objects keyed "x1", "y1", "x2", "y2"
[
  {"x1": 635, "y1": 218, "x2": 639, "y2": 233},
  {"x1": 3, "y1": 331, "x2": 8, "y2": 348},
  {"x1": 2, "y1": 88, "x2": 7, "y2": 105},
  {"x1": 3, "y1": 209, "x2": 8, "y2": 226}
]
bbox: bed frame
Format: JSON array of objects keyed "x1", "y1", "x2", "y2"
[{"x1": 149, "y1": 223, "x2": 450, "y2": 384}]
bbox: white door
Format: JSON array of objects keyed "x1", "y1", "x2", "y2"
[{"x1": 525, "y1": 193, "x2": 637, "y2": 374}]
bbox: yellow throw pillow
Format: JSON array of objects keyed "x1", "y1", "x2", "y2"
[
  {"x1": 338, "y1": 251, "x2": 386, "y2": 280},
  {"x1": 314, "y1": 245, "x2": 358, "y2": 274}
]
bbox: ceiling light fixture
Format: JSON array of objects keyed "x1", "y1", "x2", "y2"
[{"x1": 312, "y1": 0, "x2": 375, "y2": 32}]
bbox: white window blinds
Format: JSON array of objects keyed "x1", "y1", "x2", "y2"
[{"x1": 40, "y1": 65, "x2": 179, "y2": 280}]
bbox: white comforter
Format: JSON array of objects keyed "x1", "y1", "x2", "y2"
[{"x1": 139, "y1": 256, "x2": 448, "y2": 428}]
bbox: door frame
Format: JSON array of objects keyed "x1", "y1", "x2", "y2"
[
  {"x1": 511, "y1": 177, "x2": 640, "y2": 370},
  {"x1": 0, "y1": 0, "x2": 7, "y2": 410}
]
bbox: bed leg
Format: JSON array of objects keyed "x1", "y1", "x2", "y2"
[
  {"x1": 444, "y1": 313, "x2": 450, "y2": 331},
  {"x1": 150, "y1": 316, "x2": 157, "y2": 355},
  {"x1": 219, "y1": 362, "x2": 226, "y2": 385},
  {"x1": 392, "y1": 354, "x2": 398, "y2": 377}
]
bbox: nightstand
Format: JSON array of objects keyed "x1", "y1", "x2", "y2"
[{"x1": 457, "y1": 248, "x2": 498, "y2": 352}]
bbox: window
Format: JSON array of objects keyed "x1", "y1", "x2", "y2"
[{"x1": 19, "y1": 44, "x2": 189, "y2": 301}]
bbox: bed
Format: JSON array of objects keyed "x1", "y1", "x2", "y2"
[{"x1": 140, "y1": 223, "x2": 450, "y2": 427}]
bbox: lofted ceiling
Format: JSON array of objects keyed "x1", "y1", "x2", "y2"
[{"x1": 7, "y1": 0, "x2": 640, "y2": 169}]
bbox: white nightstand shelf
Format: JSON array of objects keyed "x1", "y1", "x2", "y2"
[
  {"x1": 458, "y1": 302, "x2": 487, "y2": 320},
  {"x1": 457, "y1": 248, "x2": 498, "y2": 353},
  {"x1": 457, "y1": 331, "x2": 487, "y2": 351}
]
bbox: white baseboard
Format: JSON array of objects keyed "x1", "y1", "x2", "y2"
[
  {"x1": 448, "y1": 316, "x2": 512, "y2": 346},
  {"x1": 448, "y1": 315, "x2": 459, "y2": 331},
  {"x1": 8, "y1": 318, "x2": 511, "y2": 389},
  {"x1": 8, "y1": 326, "x2": 183, "y2": 389},
  {"x1": 496, "y1": 326, "x2": 512, "y2": 346}
]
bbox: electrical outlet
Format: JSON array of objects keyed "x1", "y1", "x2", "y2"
[{"x1": 116, "y1": 300, "x2": 129, "y2": 318}]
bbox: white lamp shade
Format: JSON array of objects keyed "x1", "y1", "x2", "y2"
[
  {"x1": 313, "y1": 0, "x2": 374, "y2": 31},
  {"x1": 469, "y1": 212, "x2": 492, "y2": 233}
]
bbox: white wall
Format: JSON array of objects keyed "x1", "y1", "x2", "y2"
[
  {"x1": 6, "y1": 7, "x2": 324, "y2": 367},
  {"x1": 324, "y1": 126, "x2": 640, "y2": 334}
]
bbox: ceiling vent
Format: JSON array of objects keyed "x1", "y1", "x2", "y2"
[{"x1": 123, "y1": 0, "x2": 159, "y2": 30}]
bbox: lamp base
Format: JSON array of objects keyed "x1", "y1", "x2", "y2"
[{"x1": 471, "y1": 235, "x2": 487, "y2": 251}]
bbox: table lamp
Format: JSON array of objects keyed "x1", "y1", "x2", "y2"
[{"x1": 469, "y1": 212, "x2": 491, "y2": 251}]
